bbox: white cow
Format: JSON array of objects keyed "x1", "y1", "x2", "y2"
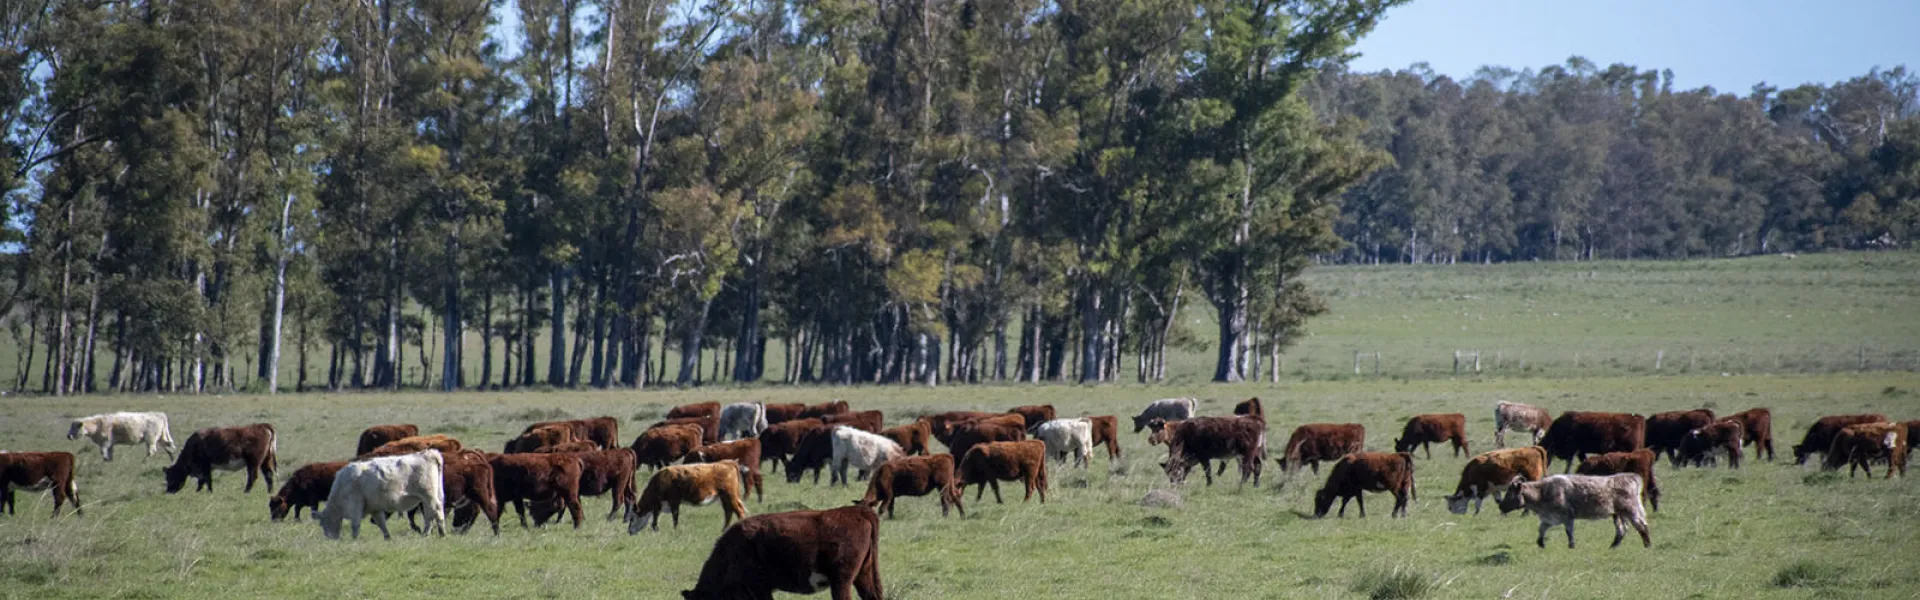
[
  {"x1": 1033, "y1": 418, "x2": 1095, "y2": 469},
  {"x1": 1498, "y1": 473, "x2": 1651, "y2": 549},
  {"x1": 717, "y1": 402, "x2": 769, "y2": 440},
  {"x1": 1131, "y1": 398, "x2": 1198, "y2": 433},
  {"x1": 316, "y1": 450, "x2": 447, "y2": 540},
  {"x1": 829, "y1": 426, "x2": 904, "y2": 487},
  {"x1": 68, "y1": 412, "x2": 176, "y2": 461}
]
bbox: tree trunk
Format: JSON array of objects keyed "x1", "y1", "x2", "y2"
[
  {"x1": 441, "y1": 223, "x2": 462, "y2": 391},
  {"x1": 676, "y1": 298, "x2": 711, "y2": 386},
  {"x1": 547, "y1": 268, "x2": 568, "y2": 386},
  {"x1": 590, "y1": 280, "x2": 607, "y2": 387},
  {"x1": 479, "y1": 291, "x2": 494, "y2": 389}
]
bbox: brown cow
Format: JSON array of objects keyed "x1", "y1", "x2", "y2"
[
  {"x1": 505, "y1": 424, "x2": 576, "y2": 454},
  {"x1": 921, "y1": 411, "x2": 999, "y2": 445},
  {"x1": 857, "y1": 453, "x2": 964, "y2": 519},
  {"x1": 1722, "y1": 408, "x2": 1775, "y2": 462},
  {"x1": 629, "y1": 460, "x2": 750, "y2": 532},
  {"x1": 532, "y1": 441, "x2": 601, "y2": 454},
  {"x1": 667, "y1": 402, "x2": 722, "y2": 420},
  {"x1": 1158, "y1": 416, "x2": 1266, "y2": 487},
  {"x1": 1540, "y1": 411, "x2": 1647, "y2": 473},
  {"x1": 358, "y1": 434, "x2": 463, "y2": 460},
  {"x1": 523, "y1": 417, "x2": 620, "y2": 449},
  {"x1": 823, "y1": 410, "x2": 885, "y2": 434},
  {"x1": 356, "y1": 424, "x2": 419, "y2": 456},
  {"x1": 164, "y1": 424, "x2": 278, "y2": 494},
  {"x1": 1793, "y1": 414, "x2": 1888, "y2": 465},
  {"x1": 759, "y1": 418, "x2": 827, "y2": 474},
  {"x1": 680, "y1": 505, "x2": 883, "y2": 600},
  {"x1": 1313, "y1": 452, "x2": 1416, "y2": 518},
  {"x1": 1645, "y1": 409, "x2": 1716, "y2": 466},
  {"x1": 762, "y1": 403, "x2": 807, "y2": 425},
  {"x1": 654, "y1": 415, "x2": 722, "y2": 445},
  {"x1": 1278, "y1": 423, "x2": 1365, "y2": 475},
  {"x1": 441, "y1": 449, "x2": 503, "y2": 535},
  {"x1": 1393, "y1": 414, "x2": 1470, "y2": 459},
  {"x1": 1576, "y1": 448, "x2": 1662, "y2": 511},
  {"x1": 529, "y1": 448, "x2": 639, "y2": 524},
  {"x1": 1088, "y1": 416, "x2": 1122, "y2": 460},
  {"x1": 1824, "y1": 422, "x2": 1909, "y2": 478},
  {"x1": 881, "y1": 421, "x2": 933, "y2": 457},
  {"x1": 269, "y1": 461, "x2": 346, "y2": 522},
  {"x1": 943, "y1": 418, "x2": 1027, "y2": 464},
  {"x1": 632, "y1": 424, "x2": 705, "y2": 470},
  {"x1": 1232, "y1": 397, "x2": 1265, "y2": 421},
  {"x1": 0, "y1": 452, "x2": 81, "y2": 516},
  {"x1": 688, "y1": 439, "x2": 766, "y2": 502},
  {"x1": 1007, "y1": 405, "x2": 1056, "y2": 428},
  {"x1": 1676, "y1": 421, "x2": 1744, "y2": 469},
  {"x1": 1445, "y1": 446, "x2": 1548, "y2": 515},
  {"x1": 958, "y1": 440, "x2": 1048, "y2": 504},
  {"x1": 488, "y1": 452, "x2": 586, "y2": 529},
  {"x1": 784, "y1": 427, "x2": 837, "y2": 484},
  {"x1": 799, "y1": 400, "x2": 852, "y2": 420}
]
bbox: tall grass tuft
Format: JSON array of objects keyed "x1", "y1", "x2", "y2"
[
  {"x1": 1349, "y1": 565, "x2": 1437, "y2": 600},
  {"x1": 1773, "y1": 560, "x2": 1849, "y2": 588}
]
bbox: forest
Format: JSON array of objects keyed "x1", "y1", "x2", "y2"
[{"x1": 0, "y1": 0, "x2": 1914, "y2": 395}]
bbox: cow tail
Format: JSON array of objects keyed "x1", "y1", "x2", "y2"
[
  {"x1": 265, "y1": 425, "x2": 279, "y2": 471},
  {"x1": 1401, "y1": 453, "x2": 1417, "y2": 500}
]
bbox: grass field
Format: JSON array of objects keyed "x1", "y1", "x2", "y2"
[{"x1": 2, "y1": 374, "x2": 1918, "y2": 599}]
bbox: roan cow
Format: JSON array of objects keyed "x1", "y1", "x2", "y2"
[
  {"x1": 1494, "y1": 401, "x2": 1552, "y2": 448},
  {"x1": 1497, "y1": 473, "x2": 1651, "y2": 549}
]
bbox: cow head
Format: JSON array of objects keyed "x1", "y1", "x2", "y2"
[
  {"x1": 1444, "y1": 488, "x2": 1475, "y2": 515},
  {"x1": 66, "y1": 420, "x2": 88, "y2": 440},
  {"x1": 1312, "y1": 487, "x2": 1338, "y2": 518},
  {"x1": 1791, "y1": 443, "x2": 1811, "y2": 465},
  {"x1": 269, "y1": 495, "x2": 292, "y2": 521},
  {"x1": 315, "y1": 505, "x2": 344, "y2": 540},
  {"x1": 1392, "y1": 437, "x2": 1415, "y2": 453},
  {"x1": 1132, "y1": 414, "x2": 1153, "y2": 433},
  {"x1": 1143, "y1": 419, "x2": 1170, "y2": 446},
  {"x1": 163, "y1": 463, "x2": 190, "y2": 494},
  {"x1": 1495, "y1": 475, "x2": 1530, "y2": 514}
]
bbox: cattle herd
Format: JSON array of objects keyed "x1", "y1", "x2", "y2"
[{"x1": 1, "y1": 401, "x2": 1915, "y2": 598}]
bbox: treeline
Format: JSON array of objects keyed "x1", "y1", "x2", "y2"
[{"x1": 1315, "y1": 60, "x2": 1920, "y2": 263}]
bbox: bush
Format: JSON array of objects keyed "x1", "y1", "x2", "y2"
[
  {"x1": 1773, "y1": 561, "x2": 1849, "y2": 588},
  {"x1": 1349, "y1": 566, "x2": 1436, "y2": 600}
]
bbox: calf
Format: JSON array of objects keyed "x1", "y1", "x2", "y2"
[
  {"x1": 784, "y1": 427, "x2": 837, "y2": 484},
  {"x1": 920, "y1": 411, "x2": 997, "y2": 446},
  {"x1": 441, "y1": 449, "x2": 502, "y2": 535},
  {"x1": 1133, "y1": 397, "x2": 1198, "y2": 433},
  {"x1": 532, "y1": 441, "x2": 601, "y2": 454},
  {"x1": 358, "y1": 434, "x2": 463, "y2": 460},
  {"x1": 489, "y1": 452, "x2": 586, "y2": 529},
  {"x1": 823, "y1": 410, "x2": 885, "y2": 434},
  {"x1": 316, "y1": 450, "x2": 447, "y2": 540},
  {"x1": 666, "y1": 402, "x2": 722, "y2": 420},
  {"x1": 943, "y1": 418, "x2": 1026, "y2": 463},
  {"x1": 1722, "y1": 408, "x2": 1775, "y2": 462},
  {"x1": 1540, "y1": 411, "x2": 1647, "y2": 472},
  {"x1": 857, "y1": 453, "x2": 964, "y2": 519},
  {"x1": 632, "y1": 424, "x2": 705, "y2": 470},
  {"x1": 1032, "y1": 418, "x2": 1095, "y2": 469},
  {"x1": 355, "y1": 424, "x2": 418, "y2": 456},
  {"x1": 798, "y1": 400, "x2": 852, "y2": 420},
  {"x1": 1313, "y1": 452, "x2": 1416, "y2": 518},
  {"x1": 1574, "y1": 448, "x2": 1661, "y2": 512},
  {"x1": 269, "y1": 461, "x2": 346, "y2": 522},
  {"x1": 880, "y1": 421, "x2": 932, "y2": 457},
  {"x1": 164, "y1": 424, "x2": 278, "y2": 494},
  {"x1": 831, "y1": 427, "x2": 906, "y2": 486},
  {"x1": 1445, "y1": 446, "x2": 1548, "y2": 515},
  {"x1": 687, "y1": 439, "x2": 765, "y2": 502},
  {"x1": 759, "y1": 418, "x2": 827, "y2": 474},
  {"x1": 0, "y1": 452, "x2": 81, "y2": 516},
  {"x1": 1393, "y1": 413, "x2": 1469, "y2": 460},
  {"x1": 1498, "y1": 473, "x2": 1651, "y2": 549},
  {"x1": 1232, "y1": 397, "x2": 1265, "y2": 421},
  {"x1": 1007, "y1": 404, "x2": 1056, "y2": 428},
  {"x1": 629, "y1": 460, "x2": 750, "y2": 532},
  {"x1": 1793, "y1": 414, "x2": 1888, "y2": 465},
  {"x1": 680, "y1": 505, "x2": 882, "y2": 600},
  {"x1": 1494, "y1": 401, "x2": 1551, "y2": 448},
  {"x1": 655, "y1": 415, "x2": 722, "y2": 445},
  {"x1": 505, "y1": 424, "x2": 576, "y2": 454},
  {"x1": 1676, "y1": 421, "x2": 1744, "y2": 469},
  {"x1": 68, "y1": 412, "x2": 176, "y2": 461},
  {"x1": 1088, "y1": 415, "x2": 1122, "y2": 460},
  {"x1": 1278, "y1": 423, "x2": 1365, "y2": 476},
  {"x1": 525, "y1": 417, "x2": 620, "y2": 449},
  {"x1": 1159, "y1": 416, "x2": 1266, "y2": 487},
  {"x1": 1824, "y1": 422, "x2": 1909, "y2": 478},
  {"x1": 958, "y1": 440, "x2": 1049, "y2": 504},
  {"x1": 762, "y1": 402, "x2": 807, "y2": 425},
  {"x1": 1645, "y1": 409, "x2": 1716, "y2": 466},
  {"x1": 717, "y1": 402, "x2": 769, "y2": 440}
]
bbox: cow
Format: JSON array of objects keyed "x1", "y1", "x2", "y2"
[
  {"x1": 1676, "y1": 421, "x2": 1744, "y2": 469},
  {"x1": 856, "y1": 453, "x2": 964, "y2": 519},
  {"x1": 1824, "y1": 422, "x2": 1909, "y2": 478},
  {"x1": 1645, "y1": 409, "x2": 1716, "y2": 466},
  {"x1": 943, "y1": 417, "x2": 1026, "y2": 464},
  {"x1": 760, "y1": 418, "x2": 828, "y2": 474},
  {"x1": 957, "y1": 440, "x2": 1048, "y2": 504},
  {"x1": 316, "y1": 449, "x2": 447, "y2": 540},
  {"x1": 1232, "y1": 397, "x2": 1265, "y2": 421},
  {"x1": 679, "y1": 505, "x2": 882, "y2": 600},
  {"x1": 1278, "y1": 423, "x2": 1365, "y2": 476},
  {"x1": 1494, "y1": 401, "x2": 1552, "y2": 448},
  {"x1": 440, "y1": 449, "x2": 503, "y2": 535},
  {"x1": 488, "y1": 452, "x2": 586, "y2": 529},
  {"x1": 785, "y1": 427, "x2": 838, "y2": 485},
  {"x1": 1793, "y1": 414, "x2": 1888, "y2": 465},
  {"x1": 355, "y1": 424, "x2": 419, "y2": 456},
  {"x1": 1722, "y1": 408, "x2": 1775, "y2": 462},
  {"x1": 718, "y1": 402, "x2": 770, "y2": 440},
  {"x1": 1575, "y1": 448, "x2": 1661, "y2": 512},
  {"x1": 830, "y1": 427, "x2": 905, "y2": 486},
  {"x1": 358, "y1": 435, "x2": 463, "y2": 460},
  {"x1": 1032, "y1": 418, "x2": 1095, "y2": 469},
  {"x1": 632, "y1": 424, "x2": 705, "y2": 470},
  {"x1": 1088, "y1": 416, "x2": 1122, "y2": 460},
  {"x1": 1158, "y1": 416, "x2": 1266, "y2": 487},
  {"x1": 629, "y1": 460, "x2": 750, "y2": 533},
  {"x1": 823, "y1": 410, "x2": 885, "y2": 434},
  {"x1": 798, "y1": 400, "x2": 852, "y2": 420},
  {"x1": 68, "y1": 412, "x2": 176, "y2": 461},
  {"x1": 1007, "y1": 405, "x2": 1056, "y2": 428},
  {"x1": 1445, "y1": 446, "x2": 1548, "y2": 515},
  {"x1": 1497, "y1": 473, "x2": 1651, "y2": 549},
  {"x1": 505, "y1": 424, "x2": 576, "y2": 454},
  {"x1": 1313, "y1": 452, "x2": 1416, "y2": 519},
  {"x1": 164, "y1": 424, "x2": 278, "y2": 494},
  {"x1": 531, "y1": 441, "x2": 601, "y2": 454},
  {"x1": 687, "y1": 439, "x2": 765, "y2": 502},
  {"x1": 528, "y1": 449, "x2": 639, "y2": 524},
  {"x1": 523, "y1": 417, "x2": 620, "y2": 449},
  {"x1": 1539, "y1": 411, "x2": 1647, "y2": 473},
  {"x1": 269, "y1": 461, "x2": 347, "y2": 522},
  {"x1": 920, "y1": 411, "x2": 997, "y2": 446},
  {"x1": 0, "y1": 452, "x2": 81, "y2": 516},
  {"x1": 880, "y1": 421, "x2": 932, "y2": 457},
  {"x1": 1133, "y1": 397, "x2": 1198, "y2": 434},
  {"x1": 1393, "y1": 414, "x2": 1469, "y2": 460},
  {"x1": 655, "y1": 415, "x2": 722, "y2": 445},
  {"x1": 666, "y1": 402, "x2": 722, "y2": 420},
  {"x1": 762, "y1": 403, "x2": 808, "y2": 425}
]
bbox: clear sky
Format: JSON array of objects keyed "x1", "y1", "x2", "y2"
[{"x1": 1348, "y1": 0, "x2": 1920, "y2": 93}]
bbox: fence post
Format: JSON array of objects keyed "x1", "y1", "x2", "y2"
[
  {"x1": 1454, "y1": 351, "x2": 1461, "y2": 375},
  {"x1": 1859, "y1": 346, "x2": 1867, "y2": 370},
  {"x1": 1655, "y1": 350, "x2": 1664, "y2": 371},
  {"x1": 1374, "y1": 352, "x2": 1382, "y2": 377},
  {"x1": 1354, "y1": 351, "x2": 1362, "y2": 375},
  {"x1": 1474, "y1": 352, "x2": 1481, "y2": 373}
]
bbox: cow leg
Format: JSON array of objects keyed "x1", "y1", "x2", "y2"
[
  {"x1": 102, "y1": 441, "x2": 114, "y2": 462},
  {"x1": 244, "y1": 465, "x2": 259, "y2": 493},
  {"x1": 1394, "y1": 491, "x2": 1408, "y2": 518},
  {"x1": 1357, "y1": 494, "x2": 1366, "y2": 518},
  {"x1": 1423, "y1": 443, "x2": 1431, "y2": 460},
  {"x1": 972, "y1": 482, "x2": 986, "y2": 502},
  {"x1": 989, "y1": 481, "x2": 1004, "y2": 504},
  {"x1": 512, "y1": 499, "x2": 530, "y2": 529},
  {"x1": 1563, "y1": 521, "x2": 1577, "y2": 548},
  {"x1": 1611, "y1": 515, "x2": 1627, "y2": 548},
  {"x1": 670, "y1": 502, "x2": 681, "y2": 529},
  {"x1": 1536, "y1": 521, "x2": 1550, "y2": 548},
  {"x1": 567, "y1": 493, "x2": 584, "y2": 529},
  {"x1": 372, "y1": 512, "x2": 394, "y2": 541},
  {"x1": 1202, "y1": 462, "x2": 1215, "y2": 487},
  {"x1": 1630, "y1": 513, "x2": 1651, "y2": 547},
  {"x1": 1495, "y1": 427, "x2": 1506, "y2": 449}
]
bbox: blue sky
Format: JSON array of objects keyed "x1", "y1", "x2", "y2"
[{"x1": 1348, "y1": 0, "x2": 1920, "y2": 93}]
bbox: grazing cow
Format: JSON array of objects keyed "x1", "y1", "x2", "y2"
[
  {"x1": 1645, "y1": 409, "x2": 1716, "y2": 465},
  {"x1": 1006, "y1": 405, "x2": 1056, "y2": 428},
  {"x1": 1445, "y1": 446, "x2": 1548, "y2": 515},
  {"x1": 164, "y1": 424, "x2": 278, "y2": 494},
  {"x1": 718, "y1": 402, "x2": 770, "y2": 440},
  {"x1": 943, "y1": 418, "x2": 1027, "y2": 464},
  {"x1": 269, "y1": 461, "x2": 346, "y2": 522},
  {"x1": 440, "y1": 449, "x2": 503, "y2": 535},
  {"x1": 760, "y1": 418, "x2": 828, "y2": 474},
  {"x1": 629, "y1": 460, "x2": 750, "y2": 533},
  {"x1": 1133, "y1": 397, "x2": 1198, "y2": 433},
  {"x1": 655, "y1": 415, "x2": 722, "y2": 445},
  {"x1": 358, "y1": 435, "x2": 463, "y2": 460},
  {"x1": 687, "y1": 439, "x2": 765, "y2": 502},
  {"x1": 1676, "y1": 421, "x2": 1744, "y2": 469},
  {"x1": 632, "y1": 424, "x2": 705, "y2": 470},
  {"x1": 1313, "y1": 452, "x2": 1417, "y2": 518},
  {"x1": 488, "y1": 452, "x2": 586, "y2": 529},
  {"x1": 798, "y1": 400, "x2": 852, "y2": 420},
  {"x1": 529, "y1": 448, "x2": 639, "y2": 524},
  {"x1": 667, "y1": 402, "x2": 722, "y2": 420},
  {"x1": 531, "y1": 441, "x2": 601, "y2": 454},
  {"x1": 355, "y1": 424, "x2": 418, "y2": 456},
  {"x1": 0, "y1": 452, "x2": 81, "y2": 516},
  {"x1": 1278, "y1": 423, "x2": 1365, "y2": 476},
  {"x1": 823, "y1": 410, "x2": 885, "y2": 434},
  {"x1": 1722, "y1": 408, "x2": 1775, "y2": 462},
  {"x1": 1539, "y1": 412, "x2": 1647, "y2": 473},
  {"x1": 762, "y1": 403, "x2": 807, "y2": 425},
  {"x1": 505, "y1": 424, "x2": 576, "y2": 454},
  {"x1": 1232, "y1": 397, "x2": 1265, "y2": 421},
  {"x1": 680, "y1": 505, "x2": 883, "y2": 600},
  {"x1": 857, "y1": 453, "x2": 964, "y2": 519},
  {"x1": 68, "y1": 412, "x2": 176, "y2": 461},
  {"x1": 524, "y1": 417, "x2": 620, "y2": 449},
  {"x1": 1032, "y1": 418, "x2": 1095, "y2": 469},
  {"x1": 785, "y1": 427, "x2": 838, "y2": 485},
  {"x1": 1793, "y1": 414, "x2": 1888, "y2": 465},
  {"x1": 920, "y1": 411, "x2": 997, "y2": 446},
  {"x1": 958, "y1": 440, "x2": 1048, "y2": 504},
  {"x1": 1088, "y1": 416, "x2": 1122, "y2": 460},
  {"x1": 316, "y1": 450, "x2": 447, "y2": 540},
  {"x1": 880, "y1": 421, "x2": 933, "y2": 457},
  {"x1": 1498, "y1": 473, "x2": 1651, "y2": 549},
  {"x1": 1494, "y1": 401, "x2": 1552, "y2": 448},
  {"x1": 831, "y1": 427, "x2": 905, "y2": 487},
  {"x1": 1824, "y1": 422, "x2": 1909, "y2": 478},
  {"x1": 1158, "y1": 416, "x2": 1266, "y2": 487},
  {"x1": 1575, "y1": 449, "x2": 1661, "y2": 512},
  {"x1": 1394, "y1": 414, "x2": 1470, "y2": 459}
]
